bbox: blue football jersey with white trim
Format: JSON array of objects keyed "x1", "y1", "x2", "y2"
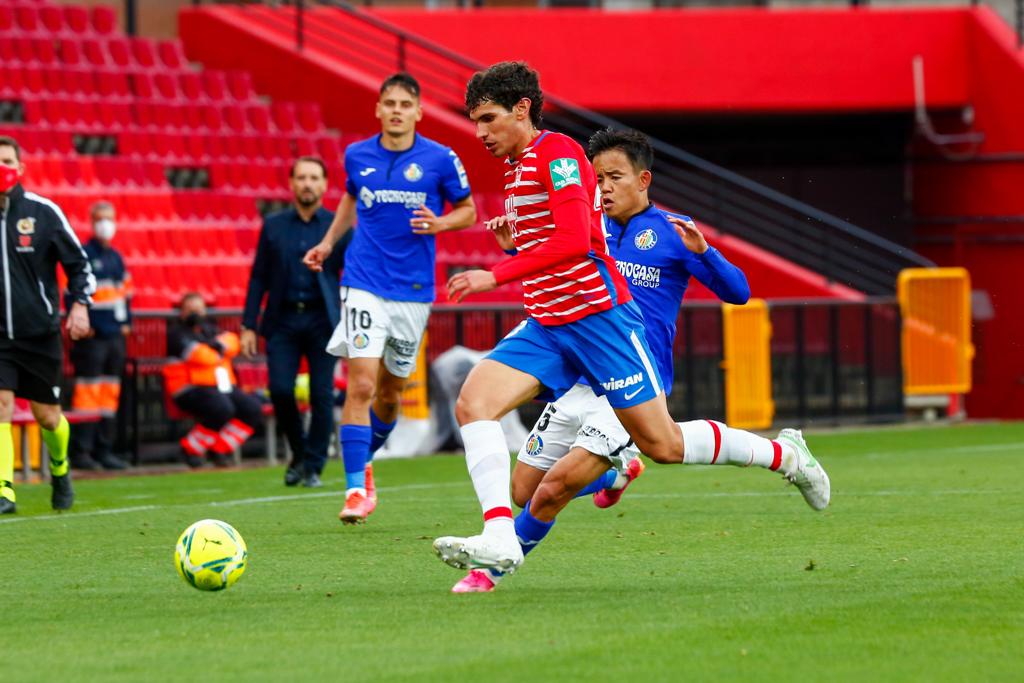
[
  {"x1": 604, "y1": 205, "x2": 750, "y2": 392},
  {"x1": 342, "y1": 134, "x2": 472, "y2": 302}
]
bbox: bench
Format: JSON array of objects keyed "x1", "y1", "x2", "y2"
[{"x1": 11, "y1": 404, "x2": 102, "y2": 481}]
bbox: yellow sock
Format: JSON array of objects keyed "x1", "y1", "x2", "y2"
[
  {"x1": 0, "y1": 422, "x2": 14, "y2": 502},
  {"x1": 42, "y1": 415, "x2": 70, "y2": 477}
]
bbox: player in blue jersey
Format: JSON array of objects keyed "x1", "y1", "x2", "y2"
[
  {"x1": 304, "y1": 73, "x2": 477, "y2": 523},
  {"x1": 449, "y1": 128, "x2": 829, "y2": 593}
]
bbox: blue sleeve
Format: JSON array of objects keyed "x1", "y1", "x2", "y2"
[
  {"x1": 439, "y1": 149, "x2": 472, "y2": 203},
  {"x1": 344, "y1": 148, "x2": 357, "y2": 197},
  {"x1": 685, "y1": 246, "x2": 751, "y2": 305}
]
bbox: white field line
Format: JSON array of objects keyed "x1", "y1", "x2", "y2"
[{"x1": 0, "y1": 482, "x2": 466, "y2": 525}]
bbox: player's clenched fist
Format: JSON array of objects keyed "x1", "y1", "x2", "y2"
[
  {"x1": 303, "y1": 242, "x2": 332, "y2": 272},
  {"x1": 447, "y1": 269, "x2": 497, "y2": 303}
]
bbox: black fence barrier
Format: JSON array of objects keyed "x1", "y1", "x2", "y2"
[{"x1": 83, "y1": 298, "x2": 901, "y2": 462}]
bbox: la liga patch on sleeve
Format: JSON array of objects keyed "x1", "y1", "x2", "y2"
[{"x1": 549, "y1": 158, "x2": 582, "y2": 190}]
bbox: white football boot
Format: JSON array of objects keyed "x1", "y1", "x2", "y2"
[
  {"x1": 433, "y1": 533, "x2": 524, "y2": 573},
  {"x1": 776, "y1": 428, "x2": 830, "y2": 511}
]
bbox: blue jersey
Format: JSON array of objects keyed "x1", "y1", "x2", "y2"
[
  {"x1": 342, "y1": 134, "x2": 472, "y2": 302},
  {"x1": 604, "y1": 205, "x2": 750, "y2": 392}
]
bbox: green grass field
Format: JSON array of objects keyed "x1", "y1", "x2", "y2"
[{"x1": 2, "y1": 422, "x2": 1022, "y2": 682}]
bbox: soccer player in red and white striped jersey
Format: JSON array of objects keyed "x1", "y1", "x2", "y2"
[{"x1": 434, "y1": 63, "x2": 829, "y2": 579}]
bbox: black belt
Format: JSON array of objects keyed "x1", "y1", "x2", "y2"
[{"x1": 282, "y1": 299, "x2": 325, "y2": 313}]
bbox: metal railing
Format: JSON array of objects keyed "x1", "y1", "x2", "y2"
[{"x1": 199, "y1": 0, "x2": 936, "y2": 293}]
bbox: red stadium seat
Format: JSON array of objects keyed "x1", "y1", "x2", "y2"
[
  {"x1": 0, "y1": 67, "x2": 23, "y2": 97},
  {"x1": 106, "y1": 37, "x2": 132, "y2": 69},
  {"x1": 246, "y1": 105, "x2": 272, "y2": 133},
  {"x1": 130, "y1": 38, "x2": 157, "y2": 70},
  {"x1": 199, "y1": 104, "x2": 223, "y2": 132},
  {"x1": 295, "y1": 102, "x2": 322, "y2": 133},
  {"x1": 153, "y1": 72, "x2": 179, "y2": 100},
  {"x1": 95, "y1": 70, "x2": 130, "y2": 99},
  {"x1": 63, "y1": 6, "x2": 90, "y2": 35},
  {"x1": 225, "y1": 71, "x2": 254, "y2": 101},
  {"x1": 81, "y1": 38, "x2": 108, "y2": 67},
  {"x1": 39, "y1": 6, "x2": 65, "y2": 35},
  {"x1": 201, "y1": 71, "x2": 227, "y2": 102},
  {"x1": 33, "y1": 37, "x2": 57, "y2": 66},
  {"x1": 57, "y1": 39, "x2": 81, "y2": 66},
  {"x1": 0, "y1": 6, "x2": 13, "y2": 35},
  {"x1": 221, "y1": 104, "x2": 247, "y2": 132},
  {"x1": 178, "y1": 72, "x2": 203, "y2": 101},
  {"x1": 157, "y1": 40, "x2": 187, "y2": 71},
  {"x1": 270, "y1": 102, "x2": 297, "y2": 133},
  {"x1": 90, "y1": 6, "x2": 117, "y2": 36},
  {"x1": 14, "y1": 6, "x2": 39, "y2": 34},
  {"x1": 316, "y1": 136, "x2": 342, "y2": 163}
]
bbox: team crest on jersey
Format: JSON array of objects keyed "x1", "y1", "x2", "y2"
[
  {"x1": 19, "y1": 235, "x2": 32, "y2": 248},
  {"x1": 634, "y1": 229, "x2": 657, "y2": 250},
  {"x1": 525, "y1": 434, "x2": 544, "y2": 456},
  {"x1": 16, "y1": 217, "x2": 35, "y2": 235},
  {"x1": 403, "y1": 163, "x2": 423, "y2": 182},
  {"x1": 353, "y1": 333, "x2": 370, "y2": 350},
  {"x1": 549, "y1": 158, "x2": 581, "y2": 190}
]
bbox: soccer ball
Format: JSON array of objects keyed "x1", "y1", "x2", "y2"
[{"x1": 174, "y1": 519, "x2": 248, "y2": 592}]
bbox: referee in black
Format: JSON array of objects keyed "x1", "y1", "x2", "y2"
[
  {"x1": 0, "y1": 135, "x2": 95, "y2": 514},
  {"x1": 242, "y1": 157, "x2": 350, "y2": 488}
]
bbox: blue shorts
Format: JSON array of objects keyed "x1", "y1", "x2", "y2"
[{"x1": 487, "y1": 302, "x2": 662, "y2": 409}]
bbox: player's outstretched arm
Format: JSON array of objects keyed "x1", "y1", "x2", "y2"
[
  {"x1": 411, "y1": 195, "x2": 477, "y2": 235},
  {"x1": 304, "y1": 192, "x2": 357, "y2": 272},
  {"x1": 668, "y1": 215, "x2": 750, "y2": 305}
]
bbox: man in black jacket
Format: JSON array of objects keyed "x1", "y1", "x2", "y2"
[
  {"x1": 241, "y1": 157, "x2": 350, "y2": 488},
  {"x1": 0, "y1": 135, "x2": 95, "y2": 515}
]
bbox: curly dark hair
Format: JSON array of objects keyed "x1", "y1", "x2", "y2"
[
  {"x1": 465, "y1": 61, "x2": 544, "y2": 127},
  {"x1": 587, "y1": 128, "x2": 654, "y2": 172}
]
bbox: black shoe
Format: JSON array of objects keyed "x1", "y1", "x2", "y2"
[
  {"x1": 97, "y1": 453, "x2": 129, "y2": 470},
  {"x1": 0, "y1": 488, "x2": 15, "y2": 515},
  {"x1": 183, "y1": 453, "x2": 205, "y2": 469},
  {"x1": 71, "y1": 453, "x2": 103, "y2": 471},
  {"x1": 209, "y1": 452, "x2": 233, "y2": 468},
  {"x1": 51, "y1": 473, "x2": 74, "y2": 511},
  {"x1": 284, "y1": 461, "x2": 303, "y2": 487},
  {"x1": 301, "y1": 471, "x2": 323, "y2": 488}
]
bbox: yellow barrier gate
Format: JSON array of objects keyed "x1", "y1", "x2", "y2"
[
  {"x1": 722, "y1": 299, "x2": 774, "y2": 430},
  {"x1": 898, "y1": 268, "x2": 973, "y2": 395}
]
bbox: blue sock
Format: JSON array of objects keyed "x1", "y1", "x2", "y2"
[
  {"x1": 368, "y1": 409, "x2": 397, "y2": 461},
  {"x1": 515, "y1": 500, "x2": 555, "y2": 558},
  {"x1": 340, "y1": 424, "x2": 370, "y2": 491},
  {"x1": 574, "y1": 469, "x2": 618, "y2": 498}
]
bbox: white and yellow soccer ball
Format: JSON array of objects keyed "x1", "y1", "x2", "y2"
[{"x1": 174, "y1": 519, "x2": 248, "y2": 592}]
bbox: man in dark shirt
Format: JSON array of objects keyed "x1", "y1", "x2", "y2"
[
  {"x1": 69, "y1": 201, "x2": 132, "y2": 471},
  {"x1": 242, "y1": 157, "x2": 350, "y2": 488}
]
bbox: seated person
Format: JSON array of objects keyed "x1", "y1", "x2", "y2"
[{"x1": 163, "y1": 293, "x2": 262, "y2": 468}]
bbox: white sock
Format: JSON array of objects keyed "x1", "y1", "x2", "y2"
[
  {"x1": 461, "y1": 420, "x2": 515, "y2": 539},
  {"x1": 678, "y1": 421, "x2": 785, "y2": 471},
  {"x1": 345, "y1": 487, "x2": 367, "y2": 497}
]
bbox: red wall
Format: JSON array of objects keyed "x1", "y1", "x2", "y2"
[{"x1": 372, "y1": 7, "x2": 971, "y2": 114}]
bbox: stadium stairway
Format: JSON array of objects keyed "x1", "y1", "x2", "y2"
[
  {"x1": 178, "y1": 3, "x2": 879, "y2": 303},
  {"x1": 0, "y1": 0, "x2": 361, "y2": 310}
]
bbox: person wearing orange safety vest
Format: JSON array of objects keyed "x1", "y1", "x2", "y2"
[
  {"x1": 69, "y1": 201, "x2": 132, "y2": 471},
  {"x1": 164, "y1": 292, "x2": 262, "y2": 468}
]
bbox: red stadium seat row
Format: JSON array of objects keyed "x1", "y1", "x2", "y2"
[
  {"x1": 0, "y1": 4, "x2": 115, "y2": 37},
  {"x1": 0, "y1": 66, "x2": 255, "y2": 104},
  {"x1": 43, "y1": 190, "x2": 179, "y2": 225},
  {"x1": 116, "y1": 130, "x2": 340, "y2": 166},
  {"x1": 24, "y1": 154, "x2": 167, "y2": 190},
  {"x1": 115, "y1": 227, "x2": 257, "y2": 260},
  {"x1": 129, "y1": 261, "x2": 251, "y2": 310},
  {"x1": 0, "y1": 36, "x2": 186, "y2": 73},
  {"x1": 0, "y1": 124, "x2": 75, "y2": 155},
  {"x1": 171, "y1": 191, "x2": 261, "y2": 222}
]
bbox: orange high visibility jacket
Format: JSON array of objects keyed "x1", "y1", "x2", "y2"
[{"x1": 163, "y1": 319, "x2": 240, "y2": 397}]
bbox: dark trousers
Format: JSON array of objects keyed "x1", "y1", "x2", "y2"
[
  {"x1": 174, "y1": 386, "x2": 263, "y2": 431},
  {"x1": 265, "y1": 309, "x2": 337, "y2": 475},
  {"x1": 70, "y1": 335, "x2": 126, "y2": 460}
]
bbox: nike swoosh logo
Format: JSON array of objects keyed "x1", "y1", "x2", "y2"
[
  {"x1": 359, "y1": 168, "x2": 376, "y2": 176},
  {"x1": 624, "y1": 386, "x2": 645, "y2": 401}
]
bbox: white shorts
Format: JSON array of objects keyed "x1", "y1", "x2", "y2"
[
  {"x1": 326, "y1": 287, "x2": 431, "y2": 379},
  {"x1": 517, "y1": 383, "x2": 639, "y2": 474}
]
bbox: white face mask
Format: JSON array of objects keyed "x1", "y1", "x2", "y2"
[{"x1": 94, "y1": 219, "x2": 116, "y2": 242}]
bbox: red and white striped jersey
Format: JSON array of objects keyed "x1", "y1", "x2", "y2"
[{"x1": 491, "y1": 131, "x2": 631, "y2": 326}]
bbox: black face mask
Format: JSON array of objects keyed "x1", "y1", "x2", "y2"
[{"x1": 183, "y1": 313, "x2": 203, "y2": 327}]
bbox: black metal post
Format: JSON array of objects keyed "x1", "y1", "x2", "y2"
[
  {"x1": 296, "y1": 0, "x2": 305, "y2": 52},
  {"x1": 124, "y1": 0, "x2": 137, "y2": 37},
  {"x1": 454, "y1": 311, "x2": 464, "y2": 347},
  {"x1": 864, "y1": 304, "x2": 875, "y2": 416},
  {"x1": 795, "y1": 307, "x2": 806, "y2": 425},
  {"x1": 829, "y1": 305, "x2": 841, "y2": 422},
  {"x1": 129, "y1": 358, "x2": 140, "y2": 465},
  {"x1": 683, "y1": 309, "x2": 696, "y2": 420}
]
